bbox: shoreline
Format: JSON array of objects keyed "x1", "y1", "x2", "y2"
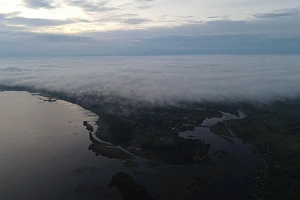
[{"x1": 1, "y1": 85, "x2": 300, "y2": 199}]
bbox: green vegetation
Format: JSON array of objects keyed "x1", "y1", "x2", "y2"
[
  {"x1": 96, "y1": 113, "x2": 135, "y2": 145},
  {"x1": 2, "y1": 85, "x2": 299, "y2": 199},
  {"x1": 140, "y1": 137, "x2": 211, "y2": 165},
  {"x1": 90, "y1": 100, "x2": 300, "y2": 199},
  {"x1": 95, "y1": 105, "x2": 222, "y2": 146},
  {"x1": 210, "y1": 122, "x2": 235, "y2": 143},
  {"x1": 229, "y1": 101, "x2": 300, "y2": 200},
  {"x1": 88, "y1": 142, "x2": 133, "y2": 159},
  {"x1": 94, "y1": 105, "x2": 221, "y2": 165},
  {"x1": 210, "y1": 122, "x2": 233, "y2": 138}
]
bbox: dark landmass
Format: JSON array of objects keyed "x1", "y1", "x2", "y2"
[
  {"x1": 228, "y1": 103, "x2": 300, "y2": 200},
  {"x1": 123, "y1": 160, "x2": 138, "y2": 168},
  {"x1": 1, "y1": 84, "x2": 299, "y2": 200},
  {"x1": 134, "y1": 171, "x2": 206, "y2": 200},
  {"x1": 88, "y1": 133, "x2": 133, "y2": 159},
  {"x1": 138, "y1": 137, "x2": 210, "y2": 165},
  {"x1": 109, "y1": 172, "x2": 154, "y2": 200},
  {"x1": 210, "y1": 122, "x2": 234, "y2": 138},
  {"x1": 83, "y1": 121, "x2": 94, "y2": 132},
  {"x1": 0, "y1": 85, "x2": 215, "y2": 165}
]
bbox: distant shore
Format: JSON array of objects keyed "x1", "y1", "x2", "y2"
[{"x1": 1, "y1": 85, "x2": 299, "y2": 200}]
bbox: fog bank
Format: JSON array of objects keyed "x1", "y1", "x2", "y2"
[{"x1": 0, "y1": 55, "x2": 299, "y2": 105}]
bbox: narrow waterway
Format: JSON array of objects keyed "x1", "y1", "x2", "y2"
[
  {"x1": 0, "y1": 91, "x2": 260, "y2": 200},
  {"x1": 179, "y1": 110, "x2": 260, "y2": 199}
]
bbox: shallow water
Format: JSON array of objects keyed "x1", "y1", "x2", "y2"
[{"x1": 0, "y1": 91, "x2": 123, "y2": 200}]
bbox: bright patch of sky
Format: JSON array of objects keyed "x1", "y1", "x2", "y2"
[
  {"x1": 0, "y1": 0, "x2": 299, "y2": 33},
  {"x1": 0, "y1": 0, "x2": 299, "y2": 55}
]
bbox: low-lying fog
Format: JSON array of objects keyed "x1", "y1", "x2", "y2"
[{"x1": 0, "y1": 55, "x2": 299, "y2": 104}]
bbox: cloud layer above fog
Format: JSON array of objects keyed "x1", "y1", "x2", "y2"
[
  {"x1": 1, "y1": 1, "x2": 299, "y2": 105},
  {"x1": 0, "y1": 56, "x2": 299, "y2": 104},
  {"x1": 0, "y1": 1, "x2": 300, "y2": 56}
]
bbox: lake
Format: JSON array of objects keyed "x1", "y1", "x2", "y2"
[
  {"x1": 0, "y1": 91, "x2": 123, "y2": 200},
  {"x1": 0, "y1": 91, "x2": 261, "y2": 200}
]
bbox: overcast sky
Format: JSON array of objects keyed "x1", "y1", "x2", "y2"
[{"x1": 0, "y1": 0, "x2": 300, "y2": 56}]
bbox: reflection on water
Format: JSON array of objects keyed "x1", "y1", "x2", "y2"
[
  {"x1": 201, "y1": 110, "x2": 245, "y2": 126},
  {"x1": 0, "y1": 91, "x2": 259, "y2": 200},
  {"x1": 0, "y1": 91, "x2": 122, "y2": 200}
]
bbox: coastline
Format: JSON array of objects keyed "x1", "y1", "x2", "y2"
[{"x1": 1, "y1": 85, "x2": 299, "y2": 199}]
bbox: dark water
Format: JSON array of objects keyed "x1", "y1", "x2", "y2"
[
  {"x1": 179, "y1": 111, "x2": 260, "y2": 199},
  {"x1": 0, "y1": 91, "x2": 260, "y2": 200},
  {"x1": 0, "y1": 91, "x2": 123, "y2": 200}
]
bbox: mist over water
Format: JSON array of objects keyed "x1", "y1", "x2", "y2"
[{"x1": 0, "y1": 55, "x2": 299, "y2": 104}]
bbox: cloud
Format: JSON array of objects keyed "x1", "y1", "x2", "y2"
[
  {"x1": 134, "y1": 0, "x2": 154, "y2": 9},
  {"x1": 123, "y1": 18, "x2": 150, "y2": 24},
  {"x1": 5, "y1": 17, "x2": 75, "y2": 27},
  {"x1": 1, "y1": 30, "x2": 299, "y2": 57},
  {"x1": 86, "y1": 12, "x2": 300, "y2": 40},
  {"x1": 31, "y1": 33, "x2": 95, "y2": 42},
  {"x1": 1, "y1": 31, "x2": 96, "y2": 44},
  {"x1": 0, "y1": 54, "x2": 300, "y2": 105},
  {"x1": 0, "y1": 13, "x2": 87, "y2": 27},
  {"x1": 254, "y1": 8, "x2": 300, "y2": 18},
  {"x1": 0, "y1": 4, "x2": 300, "y2": 105},
  {"x1": 135, "y1": 0, "x2": 154, "y2": 2},
  {"x1": 91, "y1": 13, "x2": 151, "y2": 25},
  {"x1": 23, "y1": 0, "x2": 57, "y2": 9},
  {"x1": 0, "y1": 6, "x2": 300, "y2": 56},
  {"x1": 66, "y1": 0, "x2": 118, "y2": 12}
]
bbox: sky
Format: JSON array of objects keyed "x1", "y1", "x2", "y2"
[{"x1": 0, "y1": 0, "x2": 300, "y2": 56}]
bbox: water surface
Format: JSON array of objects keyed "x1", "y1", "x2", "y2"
[
  {"x1": 0, "y1": 91, "x2": 261, "y2": 200},
  {"x1": 179, "y1": 110, "x2": 259, "y2": 199},
  {"x1": 0, "y1": 91, "x2": 122, "y2": 200}
]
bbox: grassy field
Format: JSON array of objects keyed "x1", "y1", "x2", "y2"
[{"x1": 229, "y1": 102, "x2": 300, "y2": 200}]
